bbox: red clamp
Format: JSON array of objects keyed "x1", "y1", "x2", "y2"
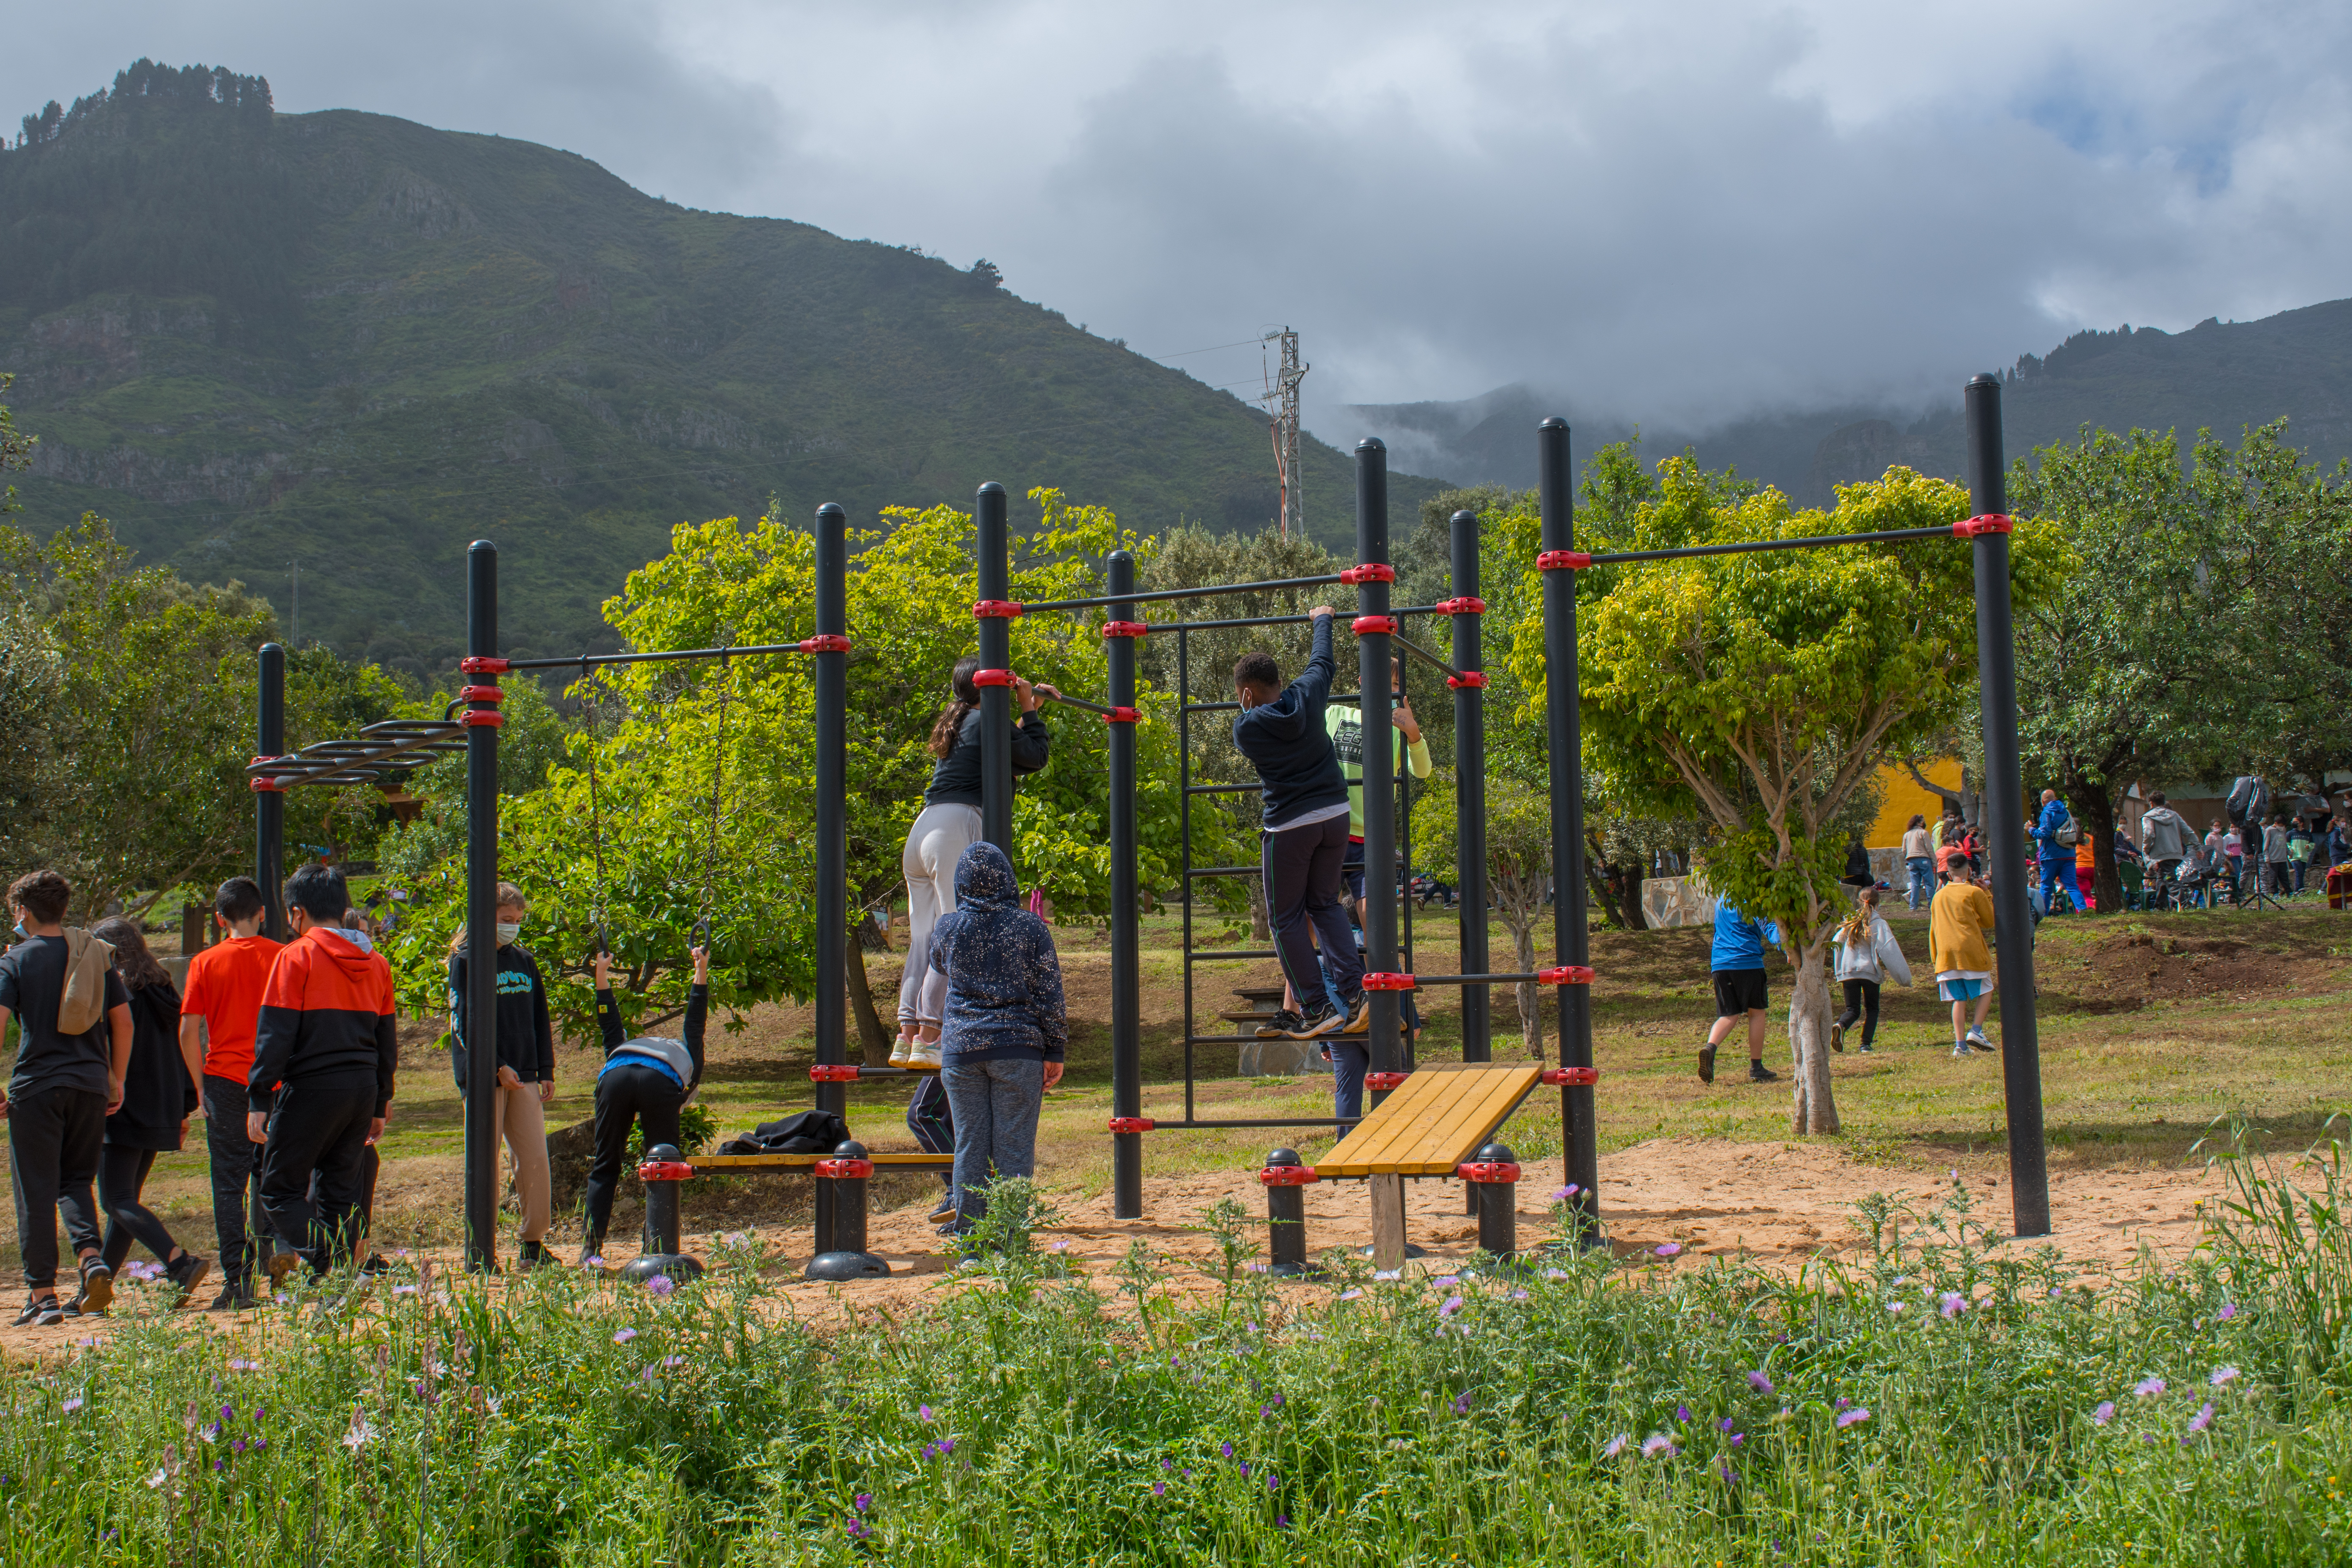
[
  {"x1": 1108, "y1": 1117, "x2": 1156, "y2": 1135},
  {"x1": 1457, "y1": 1160, "x2": 1522, "y2": 1184},
  {"x1": 1954, "y1": 513, "x2": 2013, "y2": 537},
  {"x1": 637, "y1": 1160, "x2": 694, "y2": 1183},
  {"x1": 972, "y1": 600, "x2": 1025, "y2": 619},
  {"x1": 1542, "y1": 1067, "x2": 1601, "y2": 1087},
  {"x1": 799, "y1": 634, "x2": 850, "y2": 653},
  {"x1": 1435, "y1": 596, "x2": 1486, "y2": 615},
  {"x1": 1102, "y1": 707, "x2": 1142, "y2": 725},
  {"x1": 973, "y1": 668, "x2": 1018, "y2": 688},
  {"x1": 1361, "y1": 972, "x2": 1416, "y2": 991},
  {"x1": 460, "y1": 684, "x2": 504, "y2": 705},
  {"x1": 1538, "y1": 965, "x2": 1595, "y2": 985},
  {"x1": 808, "y1": 1064, "x2": 861, "y2": 1082},
  {"x1": 1260, "y1": 1165, "x2": 1320, "y2": 1187},
  {"x1": 1339, "y1": 563, "x2": 1395, "y2": 585},
  {"x1": 1101, "y1": 621, "x2": 1149, "y2": 639},
  {"x1": 248, "y1": 776, "x2": 285, "y2": 793},
  {"x1": 1364, "y1": 1071, "x2": 1409, "y2": 1093},
  {"x1": 1351, "y1": 615, "x2": 1398, "y2": 637},
  {"x1": 814, "y1": 1157, "x2": 874, "y2": 1180},
  {"x1": 1537, "y1": 550, "x2": 1592, "y2": 571},
  {"x1": 1447, "y1": 672, "x2": 1489, "y2": 690},
  {"x1": 459, "y1": 711, "x2": 505, "y2": 728},
  {"x1": 460, "y1": 656, "x2": 510, "y2": 675}
]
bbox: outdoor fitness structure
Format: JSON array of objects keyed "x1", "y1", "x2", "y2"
[{"x1": 247, "y1": 375, "x2": 2050, "y2": 1277}]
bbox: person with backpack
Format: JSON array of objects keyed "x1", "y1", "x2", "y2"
[
  {"x1": 178, "y1": 877, "x2": 291, "y2": 1308},
  {"x1": 0, "y1": 871, "x2": 132, "y2": 1326},
  {"x1": 88, "y1": 917, "x2": 208, "y2": 1305},
  {"x1": 446, "y1": 882, "x2": 557, "y2": 1271},
  {"x1": 930, "y1": 841, "x2": 1067, "y2": 1237},
  {"x1": 1828, "y1": 887, "x2": 1912, "y2": 1054},
  {"x1": 2227, "y1": 775, "x2": 2270, "y2": 831},
  {"x1": 246, "y1": 866, "x2": 398, "y2": 1287},
  {"x1": 2031, "y1": 789, "x2": 2083, "y2": 914},
  {"x1": 582, "y1": 945, "x2": 708, "y2": 1266}
]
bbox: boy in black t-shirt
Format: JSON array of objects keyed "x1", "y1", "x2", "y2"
[{"x1": 0, "y1": 870, "x2": 132, "y2": 1326}]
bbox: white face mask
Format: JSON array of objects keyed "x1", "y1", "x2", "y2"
[{"x1": 496, "y1": 922, "x2": 523, "y2": 945}]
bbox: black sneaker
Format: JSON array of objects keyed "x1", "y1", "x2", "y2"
[
  {"x1": 1256, "y1": 1010, "x2": 1305, "y2": 1038},
  {"x1": 209, "y1": 1284, "x2": 261, "y2": 1311},
  {"x1": 516, "y1": 1241, "x2": 557, "y2": 1272},
  {"x1": 71, "y1": 1260, "x2": 113, "y2": 1318},
  {"x1": 1287, "y1": 1004, "x2": 1345, "y2": 1040},
  {"x1": 166, "y1": 1252, "x2": 211, "y2": 1308},
  {"x1": 14, "y1": 1295, "x2": 63, "y2": 1328},
  {"x1": 1829, "y1": 1020, "x2": 1845, "y2": 1054},
  {"x1": 1857, "y1": 1043, "x2": 1874, "y2": 1055},
  {"x1": 1339, "y1": 994, "x2": 1372, "y2": 1034},
  {"x1": 1748, "y1": 1061, "x2": 1779, "y2": 1083},
  {"x1": 928, "y1": 1200, "x2": 958, "y2": 1225},
  {"x1": 1698, "y1": 1043, "x2": 1718, "y2": 1084}
]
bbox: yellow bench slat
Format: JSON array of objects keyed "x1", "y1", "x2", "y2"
[{"x1": 1316, "y1": 1063, "x2": 1542, "y2": 1177}]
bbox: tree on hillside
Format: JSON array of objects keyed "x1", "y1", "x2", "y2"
[
  {"x1": 1531, "y1": 459, "x2": 2064, "y2": 1133},
  {"x1": 0, "y1": 374, "x2": 30, "y2": 514},
  {"x1": 2009, "y1": 419, "x2": 2352, "y2": 909}
]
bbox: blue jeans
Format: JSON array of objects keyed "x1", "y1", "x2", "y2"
[
  {"x1": 906, "y1": 1075, "x2": 955, "y2": 1195},
  {"x1": 1326, "y1": 1040, "x2": 1370, "y2": 1128},
  {"x1": 2039, "y1": 859, "x2": 2083, "y2": 913},
  {"x1": 1906, "y1": 856, "x2": 1934, "y2": 910},
  {"x1": 940, "y1": 1057, "x2": 1043, "y2": 1232}
]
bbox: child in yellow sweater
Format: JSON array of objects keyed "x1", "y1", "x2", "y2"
[{"x1": 1928, "y1": 849, "x2": 1998, "y2": 1060}]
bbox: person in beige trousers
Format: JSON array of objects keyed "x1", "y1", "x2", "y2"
[{"x1": 446, "y1": 883, "x2": 557, "y2": 1269}]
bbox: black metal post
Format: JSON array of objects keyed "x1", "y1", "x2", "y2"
[
  {"x1": 1355, "y1": 440, "x2": 1400, "y2": 1101},
  {"x1": 1966, "y1": 376, "x2": 2053, "y2": 1240},
  {"x1": 1539, "y1": 420, "x2": 1599, "y2": 1238},
  {"x1": 806, "y1": 1140, "x2": 889, "y2": 1280},
  {"x1": 1471, "y1": 1141, "x2": 1519, "y2": 1258},
  {"x1": 1450, "y1": 510, "x2": 1489, "y2": 1063},
  {"x1": 976, "y1": 484, "x2": 1014, "y2": 857},
  {"x1": 463, "y1": 541, "x2": 501, "y2": 1272},
  {"x1": 1107, "y1": 549, "x2": 1143, "y2": 1220},
  {"x1": 255, "y1": 642, "x2": 287, "y2": 942},
  {"x1": 1263, "y1": 1149, "x2": 1312, "y2": 1276},
  {"x1": 813, "y1": 504, "x2": 849, "y2": 1119}
]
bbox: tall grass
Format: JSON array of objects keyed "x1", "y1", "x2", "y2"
[{"x1": 7, "y1": 1145, "x2": 2351, "y2": 1565}]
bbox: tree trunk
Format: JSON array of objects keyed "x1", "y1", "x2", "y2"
[
  {"x1": 1510, "y1": 920, "x2": 1542, "y2": 1060},
  {"x1": 1248, "y1": 876, "x2": 1271, "y2": 942},
  {"x1": 1786, "y1": 943, "x2": 1840, "y2": 1135},
  {"x1": 2072, "y1": 784, "x2": 2121, "y2": 912},
  {"x1": 843, "y1": 931, "x2": 896, "y2": 1062},
  {"x1": 1583, "y1": 831, "x2": 1633, "y2": 930}
]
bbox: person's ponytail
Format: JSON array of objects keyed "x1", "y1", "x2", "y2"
[{"x1": 927, "y1": 655, "x2": 985, "y2": 760}]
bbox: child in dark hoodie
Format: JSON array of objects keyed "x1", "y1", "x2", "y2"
[
  {"x1": 931, "y1": 841, "x2": 1066, "y2": 1236},
  {"x1": 1230, "y1": 607, "x2": 1364, "y2": 1044}
]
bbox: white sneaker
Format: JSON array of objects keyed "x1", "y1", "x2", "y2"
[
  {"x1": 1966, "y1": 1026, "x2": 1994, "y2": 1054},
  {"x1": 1951, "y1": 1043, "x2": 1970, "y2": 1059},
  {"x1": 890, "y1": 1033, "x2": 913, "y2": 1067},
  {"x1": 907, "y1": 1036, "x2": 943, "y2": 1070}
]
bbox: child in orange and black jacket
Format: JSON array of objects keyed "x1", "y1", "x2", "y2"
[{"x1": 247, "y1": 866, "x2": 397, "y2": 1287}]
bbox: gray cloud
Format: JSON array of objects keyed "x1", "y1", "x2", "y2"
[{"x1": 13, "y1": 1, "x2": 2352, "y2": 444}]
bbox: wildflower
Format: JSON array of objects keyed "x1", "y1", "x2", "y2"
[
  {"x1": 1654, "y1": 1242, "x2": 1682, "y2": 1258},
  {"x1": 1373, "y1": 1269, "x2": 1402, "y2": 1282},
  {"x1": 1550, "y1": 1185, "x2": 1576, "y2": 1201},
  {"x1": 1885, "y1": 1301, "x2": 1907, "y2": 1314},
  {"x1": 1508, "y1": 1287, "x2": 1530, "y2": 1301},
  {"x1": 74, "y1": 1336, "x2": 95, "y2": 1348},
  {"x1": 664, "y1": 1356, "x2": 686, "y2": 1369},
  {"x1": 613, "y1": 1329, "x2": 638, "y2": 1345},
  {"x1": 1220, "y1": 1441, "x2": 1234, "y2": 1458},
  {"x1": 2217, "y1": 1303, "x2": 2238, "y2": 1321},
  {"x1": 644, "y1": 1275, "x2": 675, "y2": 1297},
  {"x1": 1641, "y1": 1434, "x2": 1676, "y2": 1459},
  {"x1": 1603, "y1": 1434, "x2": 1628, "y2": 1458},
  {"x1": 1836, "y1": 1407, "x2": 1870, "y2": 1429},
  {"x1": 2134, "y1": 1376, "x2": 2165, "y2": 1399},
  {"x1": 1277, "y1": 1514, "x2": 1290, "y2": 1528},
  {"x1": 143, "y1": 1467, "x2": 167, "y2": 1489},
  {"x1": 1940, "y1": 1292, "x2": 1966, "y2": 1318},
  {"x1": 340, "y1": 1410, "x2": 374, "y2": 1451},
  {"x1": 60, "y1": 1399, "x2": 82, "y2": 1415},
  {"x1": 228, "y1": 1359, "x2": 261, "y2": 1372},
  {"x1": 1244, "y1": 1262, "x2": 1269, "y2": 1274},
  {"x1": 1731, "y1": 1433, "x2": 1745, "y2": 1447},
  {"x1": 1543, "y1": 1268, "x2": 1567, "y2": 1281},
  {"x1": 1676, "y1": 1405, "x2": 1691, "y2": 1423},
  {"x1": 1051, "y1": 1239, "x2": 1072, "y2": 1253},
  {"x1": 392, "y1": 1285, "x2": 417, "y2": 1297},
  {"x1": 1718, "y1": 1417, "x2": 1735, "y2": 1433},
  {"x1": 2210, "y1": 1366, "x2": 2240, "y2": 1388},
  {"x1": 1433, "y1": 1274, "x2": 1460, "y2": 1288},
  {"x1": 1161, "y1": 1459, "x2": 1173, "y2": 1470},
  {"x1": 2186, "y1": 1402, "x2": 2215, "y2": 1435},
  {"x1": 854, "y1": 1493, "x2": 871, "y2": 1513},
  {"x1": 1267, "y1": 1393, "x2": 1285, "y2": 1409},
  {"x1": 1239, "y1": 1462, "x2": 1250, "y2": 1478},
  {"x1": 1835, "y1": 1397, "x2": 1849, "y2": 1409},
  {"x1": 2092, "y1": 1402, "x2": 2116, "y2": 1425},
  {"x1": 1452, "y1": 1392, "x2": 1472, "y2": 1415},
  {"x1": 581, "y1": 1256, "x2": 606, "y2": 1270},
  {"x1": 1747, "y1": 1370, "x2": 1773, "y2": 1394},
  {"x1": 1152, "y1": 1482, "x2": 1166, "y2": 1496},
  {"x1": 1439, "y1": 1295, "x2": 1465, "y2": 1318},
  {"x1": 1337, "y1": 1289, "x2": 1363, "y2": 1302},
  {"x1": 845, "y1": 1518, "x2": 873, "y2": 1541}
]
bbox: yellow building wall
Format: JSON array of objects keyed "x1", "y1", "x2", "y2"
[{"x1": 1867, "y1": 757, "x2": 1960, "y2": 848}]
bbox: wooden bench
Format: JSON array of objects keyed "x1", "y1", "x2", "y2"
[{"x1": 1279, "y1": 1062, "x2": 1546, "y2": 1270}]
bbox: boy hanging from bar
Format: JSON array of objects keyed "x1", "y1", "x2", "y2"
[{"x1": 1230, "y1": 606, "x2": 1367, "y2": 1076}]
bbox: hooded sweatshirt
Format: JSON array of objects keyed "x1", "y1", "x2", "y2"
[
  {"x1": 928, "y1": 841, "x2": 1067, "y2": 1065},
  {"x1": 923, "y1": 708, "x2": 1051, "y2": 808},
  {"x1": 1831, "y1": 917, "x2": 1913, "y2": 987},
  {"x1": 2138, "y1": 805, "x2": 2191, "y2": 862},
  {"x1": 1231, "y1": 613, "x2": 1349, "y2": 829},
  {"x1": 248, "y1": 925, "x2": 398, "y2": 1115},
  {"x1": 447, "y1": 942, "x2": 555, "y2": 1089}
]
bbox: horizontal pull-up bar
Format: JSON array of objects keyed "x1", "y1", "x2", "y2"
[
  {"x1": 1390, "y1": 629, "x2": 1465, "y2": 681},
  {"x1": 1161, "y1": 605, "x2": 1446, "y2": 633},
  {"x1": 1183, "y1": 693, "x2": 1365, "y2": 714},
  {"x1": 1561, "y1": 518, "x2": 2002, "y2": 569},
  {"x1": 1016, "y1": 572, "x2": 1348, "y2": 614},
  {"x1": 490, "y1": 636, "x2": 849, "y2": 674}
]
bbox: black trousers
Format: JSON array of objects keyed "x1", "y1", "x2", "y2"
[
  {"x1": 585, "y1": 1064, "x2": 686, "y2": 1244},
  {"x1": 257, "y1": 1074, "x2": 379, "y2": 1271},
  {"x1": 99, "y1": 1145, "x2": 180, "y2": 1271},
  {"x1": 1263, "y1": 815, "x2": 1362, "y2": 1017},
  {"x1": 1835, "y1": 979, "x2": 1882, "y2": 1049},
  {"x1": 204, "y1": 1075, "x2": 275, "y2": 1286},
  {"x1": 8, "y1": 1086, "x2": 106, "y2": 1291}
]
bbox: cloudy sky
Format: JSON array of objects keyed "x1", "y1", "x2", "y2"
[{"x1": 12, "y1": 2, "x2": 2352, "y2": 438}]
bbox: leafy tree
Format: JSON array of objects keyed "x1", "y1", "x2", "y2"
[
  {"x1": 1531, "y1": 460, "x2": 2065, "y2": 1133},
  {"x1": 1415, "y1": 776, "x2": 1554, "y2": 1059},
  {"x1": 2009, "y1": 420, "x2": 2352, "y2": 907},
  {"x1": 0, "y1": 373, "x2": 30, "y2": 515}
]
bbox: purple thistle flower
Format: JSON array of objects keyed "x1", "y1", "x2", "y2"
[
  {"x1": 1277, "y1": 1515, "x2": 1290, "y2": 1528},
  {"x1": 1654, "y1": 1242, "x2": 1682, "y2": 1258},
  {"x1": 1640, "y1": 1434, "x2": 1676, "y2": 1459},
  {"x1": 1433, "y1": 1274, "x2": 1460, "y2": 1288},
  {"x1": 644, "y1": 1275, "x2": 675, "y2": 1297},
  {"x1": 1731, "y1": 1433, "x2": 1745, "y2": 1447},
  {"x1": 2092, "y1": 1402, "x2": 2115, "y2": 1425},
  {"x1": 2217, "y1": 1302, "x2": 2238, "y2": 1320},
  {"x1": 1239, "y1": 1462, "x2": 1250, "y2": 1478},
  {"x1": 2134, "y1": 1376, "x2": 2165, "y2": 1399},
  {"x1": 1939, "y1": 1292, "x2": 1966, "y2": 1318},
  {"x1": 1162, "y1": 1458, "x2": 1174, "y2": 1471},
  {"x1": 1337, "y1": 1288, "x2": 1363, "y2": 1302},
  {"x1": 1543, "y1": 1268, "x2": 1567, "y2": 1280},
  {"x1": 612, "y1": 1328, "x2": 637, "y2": 1345},
  {"x1": 1152, "y1": 1481, "x2": 1166, "y2": 1496},
  {"x1": 1452, "y1": 1392, "x2": 1472, "y2": 1414},
  {"x1": 1836, "y1": 1407, "x2": 1870, "y2": 1429},
  {"x1": 1676, "y1": 1405, "x2": 1691, "y2": 1422},
  {"x1": 1439, "y1": 1295, "x2": 1465, "y2": 1318},
  {"x1": 1747, "y1": 1370, "x2": 1773, "y2": 1394},
  {"x1": 1508, "y1": 1287, "x2": 1530, "y2": 1301},
  {"x1": 2210, "y1": 1366, "x2": 2240, "y2": 1388},
  {"x1": 2187, "y1": 1402, "x2": 2215, "y2": 1435},
  {"x1": 1550, "y1": 1185, "x2": 1576, "y2": 1201},
  {"x1": 1718, "y1": 1417, "x2": 1735, "y2": 1433},
  {"x1": 1603, "y1": 1434, "x2": 1628, "y2": 1458},
  {"x1": 1835, "y1": 1397, "x2": 1850, "y2": 1409},
  {"x1": 61, "y1": 1399, "x2": 82, "y2": 1415}
]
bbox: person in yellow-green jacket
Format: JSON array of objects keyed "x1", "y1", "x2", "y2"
[{"x1": 1327, "y1": 657, "x2": 1434, "y2": 909}]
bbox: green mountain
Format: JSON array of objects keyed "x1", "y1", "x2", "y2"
[
  {"x1": 1356, "y1": 302, "x2": 2352, "y2": 506},
  {"x1": 2, "y1": 61, "x2": 1439, "y2": 676}
]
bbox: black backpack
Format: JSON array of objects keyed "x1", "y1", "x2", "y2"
[{"x1": 718, "y1": 1110, "x2": 852, "y2": 1156}]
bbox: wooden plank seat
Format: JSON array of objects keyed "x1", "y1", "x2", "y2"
[{"x1": 1309, "y1": 1062, "x2": 1544, "y2": 1269}]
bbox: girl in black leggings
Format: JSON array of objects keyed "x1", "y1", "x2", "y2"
[
  {"x1": 581, "y1": 947, "x2": 707, "y2": 1265},
  {"x1": 89, "y1": 919, "x2": 209, "y2": 1304}
]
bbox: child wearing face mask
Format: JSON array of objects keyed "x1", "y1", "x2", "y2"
[{"x1": 446, "y1": 882, "x2": 557, "y2": 1271}]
